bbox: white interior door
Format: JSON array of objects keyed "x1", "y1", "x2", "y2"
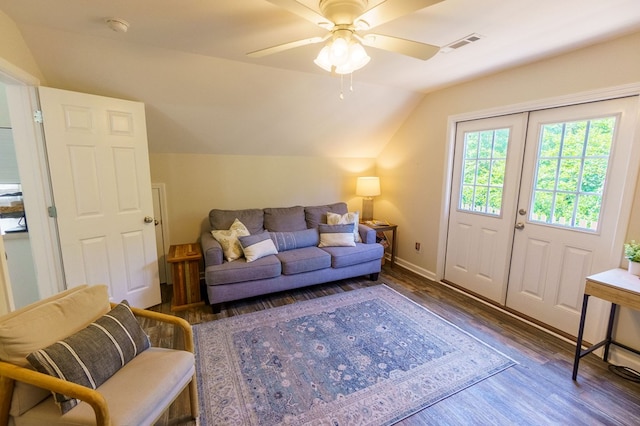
[
  {"x1": 39, "y1": 87, "x2": 161, "y2": 308},
  {"x1": 444, "y1": 113, "x2": 527, "y2": 303},
  {"x1": 506, "y1": 97, "x2": 640, "y2": 337}
]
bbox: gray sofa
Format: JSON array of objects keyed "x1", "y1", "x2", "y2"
[{"x1": 200, "y1": 202, "x2": 384, "y2": 312}]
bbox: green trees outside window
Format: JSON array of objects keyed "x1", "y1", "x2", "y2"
[
  {"x1": 459, "y1": 128, "x2": 509, "y2": 216},
  {"x1": 530, "y1": 116, "x2": 615, "y2": 231}
]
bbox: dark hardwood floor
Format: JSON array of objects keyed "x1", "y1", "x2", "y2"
[{"x1": 146, "y1": 265, "x2": 640, "y2": 425}]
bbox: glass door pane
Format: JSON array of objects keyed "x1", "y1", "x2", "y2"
[{"x1": 530, "y1": 117, "x2": 615, "y2": 232}]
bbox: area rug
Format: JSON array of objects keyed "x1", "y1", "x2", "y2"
[{"x1": 193, "y1": 285, "x2": 515, "y2": 425}]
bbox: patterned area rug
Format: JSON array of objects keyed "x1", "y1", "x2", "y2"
[{"x1": 194, "y1": 285, "x2": 515, "y2": 425}]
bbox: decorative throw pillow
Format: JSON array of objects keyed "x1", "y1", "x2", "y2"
[
  {"x1": 211, "y1": 218, "x2": 250, "y2": 261},
  {"x1": 326, "y1": 211, "x2": 362, "y2": 243},
  {"x1": 27, "y1": 302, "x2": 150, "y2": 414},
  {"x1": 269, "y1": 228, "x2": 319, "y2": 252},
  {"x1": 318, "y1": 224, "x2": 357, "y2": 247},
  {"x1": 238, "y1": 232, "x2": 278, "y2": 262}
]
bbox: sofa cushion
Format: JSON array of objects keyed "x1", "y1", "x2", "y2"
[
  {"x1": 207, "y1": 255, "x2": 281, "y2": 286},
  {"x1": 327, "y1": 211, "x2": 362, "y2": 243},
  {"x1": 304, "y1": 202, "x2": 348, "y2": 229},
  {"x1": 0, "y1": 285, "x2": 111, "y2": 417},
  {"x1": 320, "y1": 242, "x2": 385, "y2": 268},
  {"x1": 269, "y1": 228, "x2": 319, "y2": 252},
  {"x1": 209, "y1": 208, "x2": 264, "y2": 234},
  {"x1": 27, "y1": 302, "x2": 151, "y2": 414},
  {"x1": 318, "y1": 224, "x2": 357, "y2": 247},
  {"x1": 239, "y1": 232, "x2": 278, "y2": 262},
  {"x1": 276, "y1": 247, "x2": 331, "y2": 275},
  {"x1": 263, "y1": 206, "x2": 307, "y2": 232},
  {"x1": 211, "y1": 218, "x2": 250, "y2": 262}
]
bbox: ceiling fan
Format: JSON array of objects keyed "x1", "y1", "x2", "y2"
[{"x1": 248, "y1": 0, "x2": 443, "y2": 74}]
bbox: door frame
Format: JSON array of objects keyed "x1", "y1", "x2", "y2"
[
  {"x1": 0, "y1": 58, "x2": 64, "y2": 312},
  {"x1": 437, "y1": 83, "x2": 640, "y2": 342},
  {"x1": 152, "y1": 182, "x2": 171, "y2": 285}
]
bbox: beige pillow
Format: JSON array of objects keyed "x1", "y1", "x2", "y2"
[
  {"x1": 327, "y1": 211, "x2": 362, "y2": 243},
  {"x1": 211, "y1": 218, "x2": 250, "y2": 261},
  {"x1": 0, "y1": 284, "x2": 111, "y2": 416}
]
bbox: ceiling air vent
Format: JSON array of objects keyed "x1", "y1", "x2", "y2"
[{"x1": 441, "y1": 33, "x2": 484, "y2": 53}]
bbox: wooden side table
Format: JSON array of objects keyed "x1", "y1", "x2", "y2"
[
  {"x1": 364, "y1": 222, "x2": 398, "y2": 267},
  {"x1": 167, "y1": 243, "x2": 204, "y2": 312},
  {"x1": 572, "y1": 268, "x2": 640, "y2": 380}
]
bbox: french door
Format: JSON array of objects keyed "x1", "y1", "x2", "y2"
[
  {"x1": 444, "y1": 96, "x2": 639, "y2": 337},
  {"x1": 444, "y1": 113, "x2": 527, "y2": 303}
]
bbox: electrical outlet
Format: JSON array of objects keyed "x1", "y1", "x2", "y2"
[{"x1": 415, "y1": 242, "x2": 421, "y2": 252}]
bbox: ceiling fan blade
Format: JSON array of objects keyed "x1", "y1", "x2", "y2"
[
  {"x1": 266, "y1": 0, "x2": 332, "y2": 28},
  {"x1": 247, "y1": 36, "x2": 326, "y2": 58},
  {"x1": 358, "y1": 0, "x2": 445, "y2": 29},
  {"x1": 360, "y1": 34, "x2": 439, "y2": 60}
]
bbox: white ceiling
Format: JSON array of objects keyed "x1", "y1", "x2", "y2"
[{"x1": 2, "y1": 0, "x2": 640, "y2": 157}]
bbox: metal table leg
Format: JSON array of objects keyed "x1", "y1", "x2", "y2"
[{"x1": 572, "y1": 294, "x2": 590, "y2": 380}]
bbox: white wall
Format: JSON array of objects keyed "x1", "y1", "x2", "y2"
[
  {"x1": 378, "y1": 30, "x2": 640, "y2": 274},
  {"x1": 150, "y1": 153, "x2": 376, "y2": 244}
]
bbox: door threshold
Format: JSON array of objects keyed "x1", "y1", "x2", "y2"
[{"x1": 440, "y1": 279, "x2": 584, "y2": 346}]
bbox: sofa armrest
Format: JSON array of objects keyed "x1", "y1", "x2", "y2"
[
  {"x1": 0, "y1": 361, "x2": 110, "y2": 426},
  {"x1": 201, "y1": 232, "x2": 224, "y2": 266},
  {"x1": 358, "y1": 224, "x2": 376, "y2": 244}
]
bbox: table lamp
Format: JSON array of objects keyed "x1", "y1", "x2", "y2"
[{"x1": 356, "y1": 176, "x2": 380, "y2": 221}]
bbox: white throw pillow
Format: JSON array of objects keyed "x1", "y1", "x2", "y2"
[
  {"x1": 238, "y1": 232, "x2": 278, "y2": 262},
  {"x1": 326, "y1": 211, "x2": 362, "y2": 243},
  {"x1": 211, "y1": 218, "x2": 250, "y2": 261},
  {"x1": 318, "y1": 224, "x2": 357, "y2": 247}
]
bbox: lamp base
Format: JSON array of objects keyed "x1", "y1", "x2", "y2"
[{"x1": 361, "y1": 198, "x2": 374, "y2": 222}]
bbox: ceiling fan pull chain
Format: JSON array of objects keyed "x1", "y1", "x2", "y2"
[
  {"x1": 340, "y1": 74, "x2": 344, "y2": 100},
  {"x1": 350, "y1": 73, "x2": 354, "y2": 92}
]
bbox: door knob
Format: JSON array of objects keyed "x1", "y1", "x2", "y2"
[
  {"x1": 144, "y1": 216, "x2": 154, "y2": 224},
  {"x1": 515, "y1": 222, "x2": 525, "y2": 230}
]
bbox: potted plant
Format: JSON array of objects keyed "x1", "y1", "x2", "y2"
[{"x1": 624, "y1": 240, "x2": 640, "y2": 276}]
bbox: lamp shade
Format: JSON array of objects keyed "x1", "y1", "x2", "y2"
[{"x1": 356, "y1": 177, "x2": 380, "y2": 197}]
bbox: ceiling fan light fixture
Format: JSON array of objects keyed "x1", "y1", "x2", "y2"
[
  {"x1": 329, "y1": 37, "x2": 350, "y2": 65},
  {"x1": 314, "y1": 37, "x2": 370, "y2": 75},
  {"x1": 313, "y1": 46, "x2": 333, "y2": 72}
]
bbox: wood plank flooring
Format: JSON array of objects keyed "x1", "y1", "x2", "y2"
[{"x1": 146, "y1": 265, "x2": 640, "y2": 425}]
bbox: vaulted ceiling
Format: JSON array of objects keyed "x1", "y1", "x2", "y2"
[{"x1": 2, "y1": 0, "x2": 640, "y2": 157}]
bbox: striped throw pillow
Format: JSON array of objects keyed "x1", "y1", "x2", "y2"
[
  {"x1": 318, "y1": 224, "x2": 357, "y2": 247},
  {"x1": 27, "y1": 302, "x2": 150, "y2": 414}
]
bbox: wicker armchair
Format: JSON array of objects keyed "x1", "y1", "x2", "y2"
[{"x1": 0, "y1": 285, "x2": 198, "y2": 425}]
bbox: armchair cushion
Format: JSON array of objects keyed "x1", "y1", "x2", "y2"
[
  {"x1": 16, "y1": 348, "x2": 195, "y2": 426},
  {"x1": 26, "y1": 302, "x2": 150, "y2": 414},
  {"x1": 0, "y1": 285, "x2": 111, "y2": 416}
]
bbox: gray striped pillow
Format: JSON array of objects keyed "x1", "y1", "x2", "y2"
[{"x1": 27, "y1": 301, "x2": 150, "y2": 413}]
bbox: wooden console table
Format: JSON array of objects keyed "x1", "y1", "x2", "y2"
[
  {"x1": 167, "y1": 243, "x2": 204, "y2": 312},
  {"x1": 572, "y1": 268, "x2": 640, "y2": 380}
]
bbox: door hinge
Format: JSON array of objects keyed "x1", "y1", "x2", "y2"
[
  {"x1": 47, "y1": 206, "x2": 57, "y2": 218},
  {"x1": 34, "y1": 110, "x2": 43, "y2": 124}
]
